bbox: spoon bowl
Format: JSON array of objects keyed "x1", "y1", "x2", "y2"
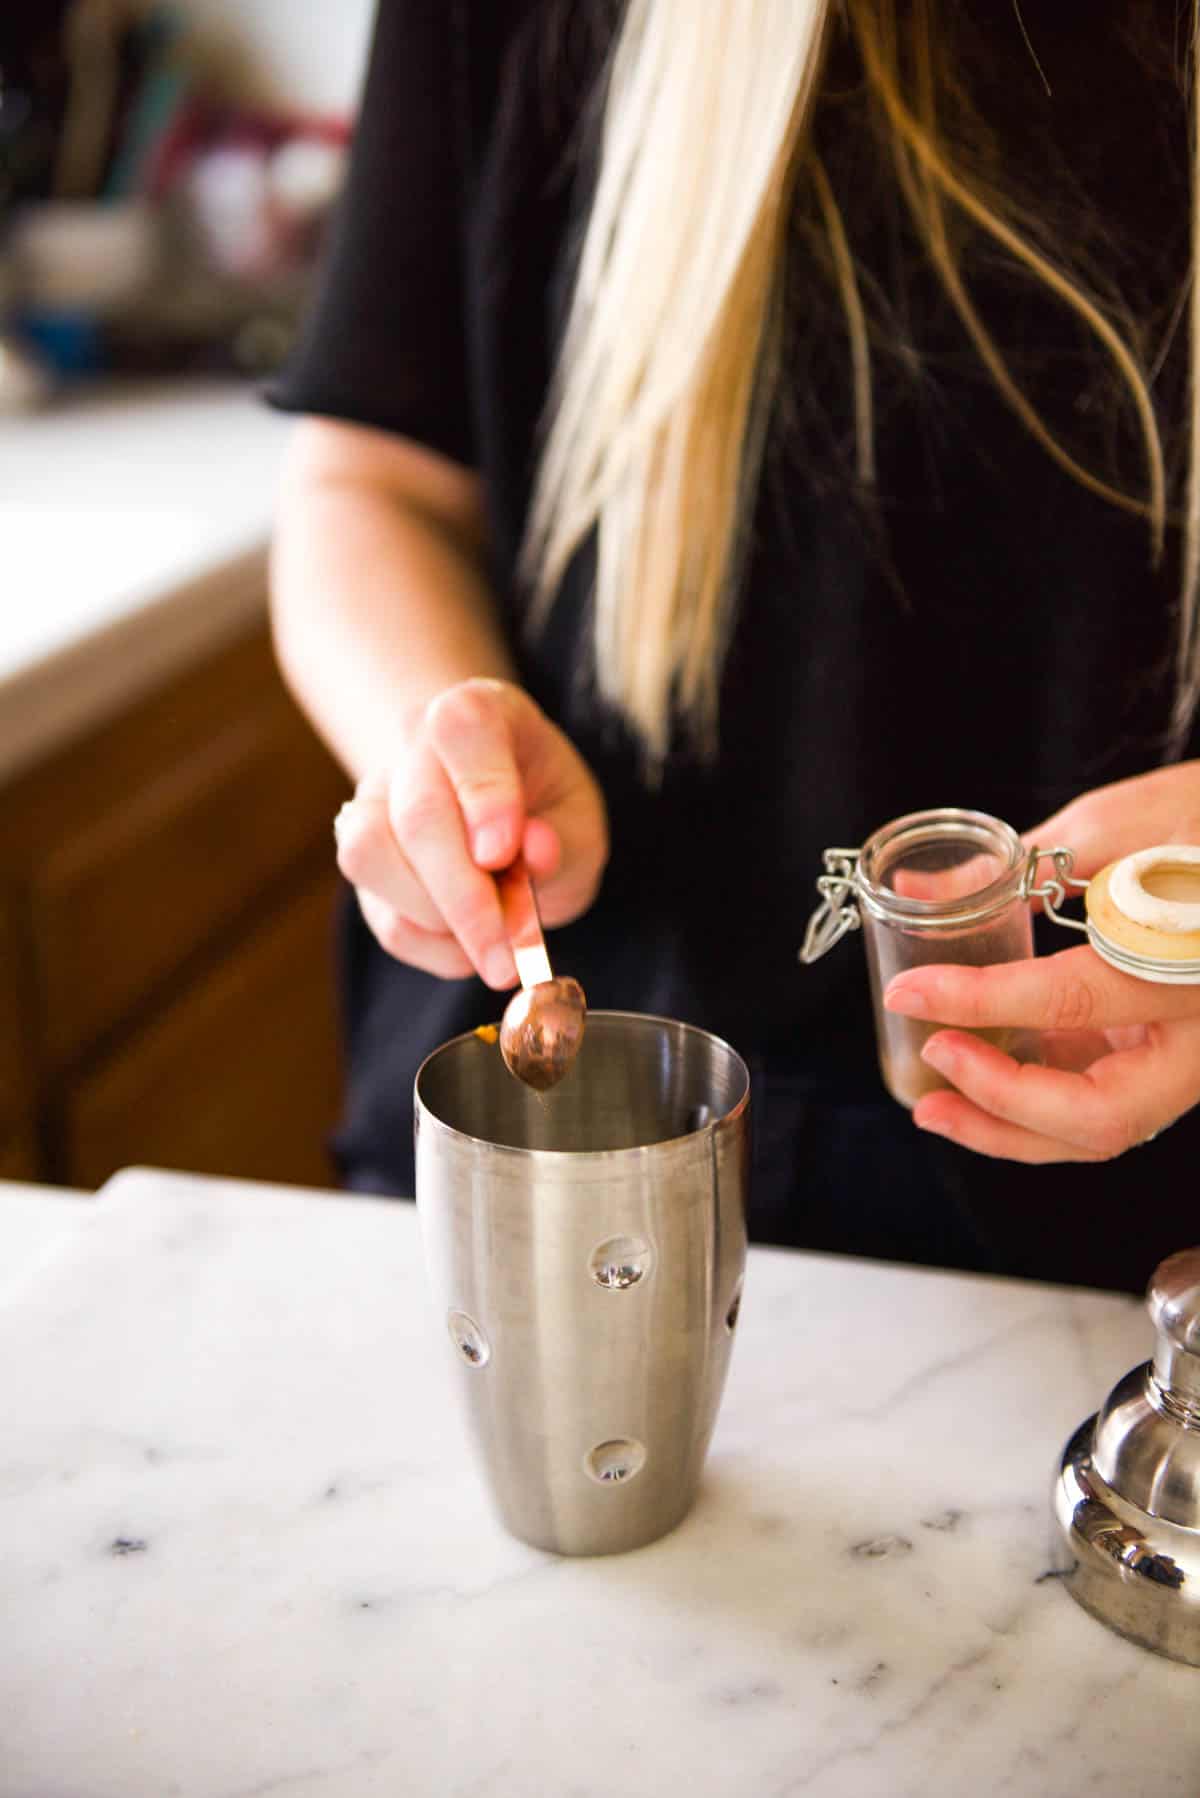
[
  {"x1": 495, "y1": 858, "x2": 587, "y2": 1091},
  {"x1": 500, "y1": 976, "x2": 588, "y2": 1091}
]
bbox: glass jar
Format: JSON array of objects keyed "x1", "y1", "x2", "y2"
[{"x1": 801, "y1": 808, "x2": 1041, "y2": 1109}]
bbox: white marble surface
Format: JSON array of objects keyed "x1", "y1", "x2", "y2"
[
  {"x1": 1, "y1": 1166, "x2": 1197, "y2": 1798},
  {"x1": 0, "y1": 1183, "x2": 89, "y2": 1306},
  {"x1": 0, "y1": 379, "x2": 290, "y2": 779}
]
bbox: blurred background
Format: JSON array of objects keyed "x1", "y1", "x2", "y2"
[{"x1": 0, "y1": 1, "x2": 376, "y2": 1194}]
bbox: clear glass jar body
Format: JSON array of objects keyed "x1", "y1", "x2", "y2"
[{"x1": 856, "y1": 809, "x2": 1037, "y2": 1109}]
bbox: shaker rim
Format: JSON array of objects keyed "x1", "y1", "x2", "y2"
[{"x1": 414, "y1": 1008, "x2": 750, "y2": 1164}]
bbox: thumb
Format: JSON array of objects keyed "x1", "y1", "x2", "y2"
[
  {"x1": 1022, "y1": 765, "x2": 1200, "y2": 882},
  {"x1": 522, "y1": 815, "x2": 562, "y2": 883}
]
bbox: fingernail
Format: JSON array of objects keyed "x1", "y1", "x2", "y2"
[
  {"x1": 484, "y1": 946, "x2": 515, "y2": 989},
  {"x1": 920, "y1": 1034, "x2": 956, "y2": 1073},
  {"x1": 914, "y1": 1109, "x2": 957, "y2": 1141},
  {"x1": 884, "y1": 978, "x2": 929, "y2": 1016},
  {"x1": 474, "y1": 823, "x2": 511, "y2": 866}
]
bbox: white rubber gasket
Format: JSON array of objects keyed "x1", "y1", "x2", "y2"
[{"x1": 1108, "y1": 845, "x2": 1200, "y2": 934}]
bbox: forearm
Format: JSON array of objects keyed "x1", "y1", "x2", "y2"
[{"x1": 269, "y1": 421, "x2": 517, "y2": 781}]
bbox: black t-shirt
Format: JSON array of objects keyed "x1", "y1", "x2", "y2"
[{"x1": 271, "y1": 0, "x2": 1200, "y2": 1290}]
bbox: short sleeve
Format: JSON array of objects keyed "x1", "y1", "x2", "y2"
[{"x1": 266, "y1": 0, "x2": 475, "y2": 467}]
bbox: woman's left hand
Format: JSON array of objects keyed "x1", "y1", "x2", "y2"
[{"x1": 882, "y1": 761, "x2": 1200, "y2": 1163}]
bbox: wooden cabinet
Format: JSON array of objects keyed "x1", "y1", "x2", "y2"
[
  {"x1": 0, "y1": 1128, "x2": 38, "y2": 1182},
  {"x1": 0, "y1": 621, "x2": 350, "y2": 1191},
  {"x1": 0, "y1": 896, "x2": 32, "y2": 1169},
  {"x1": 63, "y1": 869, "x2": 343, "y2": 1188}
]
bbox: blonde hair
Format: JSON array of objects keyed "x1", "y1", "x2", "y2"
[{"x1": 522, "y1": 0, "x2": 1200, "y2": 763}]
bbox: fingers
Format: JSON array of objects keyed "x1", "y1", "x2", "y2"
[
  {"x1": 424, "y1": 680, "x2": 525, "y2": 869},
  {"x1": 521, "y1": 814, "x2": 562, "y2": 883},
  {"x1": 334, "y1": 690, "x2": 520, "y2": 988},
  {"x1": 356, "y1": 888, "x2": 475, "y2": 981},
  {"x1": 338, "y1": 785, "x2": 497, "y2": 982},
  {"x1": 891, "y1": 765, "x2": 1200, "y2": 1163},
  {"x1": 504, "y1": 697, "x2": 609, "y2": 927},
  {"x1": 334, "y1": 789, "x2": 442, "y2": 933},
  {"x1": 333, "y1": 677, "x2": 607, "y2": 986},
  {"x1": 884, "y1": 943, "x2": 1200, "y2": 1035},
  {"x1": 915, "y1": 1084, "x2": 1105, "y2": 1164},
  {"x1": 911, "y1": 1015, "x2": 1200, "y2": 1162},
  {"x1": 389, "y1": 737, "x2": 518, "y2": 989},
  {"x1": 1023, "y1": 760, "x2": 1200, "y2": 879},
  {"x1": 913, "y1": 1031, "x2": 1137, "y2": 1159}
]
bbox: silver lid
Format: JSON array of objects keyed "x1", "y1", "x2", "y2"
[
  {"x1": 1148, "y1": 1247, "x2": 1200, "y2": 1385},
  {"x1": 1052, "y1": 1248, "x2": 1200, "y2": 1665}
]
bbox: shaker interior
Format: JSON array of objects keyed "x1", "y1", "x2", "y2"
[{"x1": 417, "y1": 1011, "x2": 748, "y2": 1153}]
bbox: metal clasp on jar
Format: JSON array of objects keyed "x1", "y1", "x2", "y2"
[
  {"x1": 1019, "y1": 845, "x2": 1091, "y2": 933},
  {"x1": 799, "y1": 848, "x2": 864, "y2": 964}
]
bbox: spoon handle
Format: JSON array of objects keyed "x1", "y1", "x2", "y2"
[{"x1": 496, "y1": 857, "x2": 553, "y2": 989}]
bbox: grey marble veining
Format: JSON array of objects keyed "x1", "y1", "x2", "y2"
[{"x1": 0, "y1": 1167, "x2": 1196, "y2": 1798}]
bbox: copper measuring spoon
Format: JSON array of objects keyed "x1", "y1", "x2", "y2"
[{"x1": 494, "y1": 859, "x2": 586, "y2": 1091}]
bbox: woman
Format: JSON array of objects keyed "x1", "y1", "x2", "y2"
[{"x1": 269, "y1": 0, "x2": 1200, "y2": 1291}]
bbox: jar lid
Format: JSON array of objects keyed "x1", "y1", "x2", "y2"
[{"x1": 1084, "y1": 846, "x2": 1200, "y2": 985}]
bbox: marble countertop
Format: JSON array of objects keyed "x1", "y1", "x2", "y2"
[
  {"x1": 0, "y1": 1181, "x2": 89, "y2": 1307},
  {"x1": 0, "y1": 379, "x2": 291, "y2": 781},
  {"x1": 1, "y1": 1167, "x2": 1196, "y2": 1797}
]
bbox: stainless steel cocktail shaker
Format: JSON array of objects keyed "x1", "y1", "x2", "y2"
[
  {"x1": 1052, "y1": 1247, "x2": 1200, "y2": 1665},
  {"x1": 415, "y1": 1012, "x2": 749, "y2": 1555}
]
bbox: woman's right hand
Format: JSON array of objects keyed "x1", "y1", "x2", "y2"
[{"x1": 333, "y1": 678, "x2": 609, "y2": 988}]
